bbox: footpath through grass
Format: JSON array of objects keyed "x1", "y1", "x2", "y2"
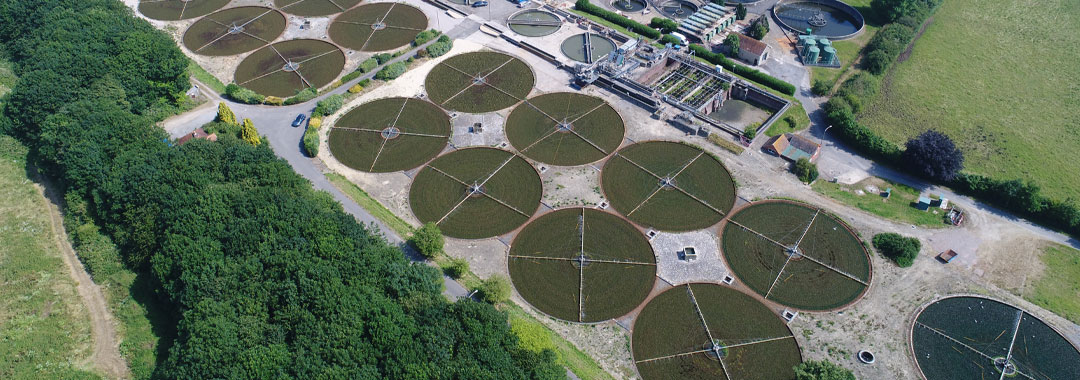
[
  {"x1": 859, "y1": 0, "x2": 1080, "y2": 200},
  {"x1": 0, "y1": 135, "x2": 100, "y2": 379},
  {"x1": 812, "y1": 177, "x2": 947, "y2": 228},
  {"x1": 1022, "y1": 244, "x2": 1080, "y2": 324},
  {"x1": 325, "y1": 172, "x2": 614, "y2": 379}
]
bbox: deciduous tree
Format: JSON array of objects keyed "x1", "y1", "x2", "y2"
[{"x1": 902, "y1": 130, "x2": 963, "y2": 181}]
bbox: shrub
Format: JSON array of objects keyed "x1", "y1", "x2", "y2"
[
  {"x1": 241, "y1": 118, "x2": 260, "y2": 146},
  {"x1": 735, "y1": 3, "x2": 747, "y2": 20},
  {"x1": 374, "y1": 53, "x2": 394, "y2": 64},
  {"x1": 477, "y1": 275, "x2": 512, "y2": 304},
  {"x1": 411, "y1": 222, "x2": 444, "y2": 259},
  {"x1": 358, "y1": 79, "x2": 371, "y2": 87},
  {"x1": 792, "y1": 157, "x2": 819, "y2": 183},
  {"x1": 341, "y1": 70, "x2": 363, "y2": 82},
  {"x1": 426, "y1": 40, "x2": 453, "y2": 58},
  {"x1": 811, "y1": 79, "x2": 832, "y2": 96},
  {"x1": 413, "y1": 29, "x2": 439, "y2": 46},
  {"x1": 862, "y1": 23, "x2": 915, "y2": 75},
  {"x1": 348, "y1": 84, "x2": 364, "y2": 93},
  {"x1": 225, "y1": 83, "x2": 265, "y2": 104},
  {"x1": 308, "y1": 117, "x2": 322, "y2": 128},
  {"x1": 660, "y1": 34, "x2": 683, "y2": 46},
  {"x1": 284, "y1": 87, "x2": 318, "y2": 105},
  {"x1": 444, "y1": 258, "x2": 469, "y2": 279},
  {"x1": 510, "y1": 317, "x2": 556, "y2": 354},
  {"x1": 872, "y1": 233, "x2": 921, "y2": 267},
  {"x1": 902, "y1": 130, "x2": 964, "y2": 181},
  {"x1": 794, "y1": 360, "x2": 856, "y2": 380},
  {"x1": 742, "y1": 123, "x2": 757, "y2": 140},
  {"x1": 313, "y1": 94, "x2": 346, "y2": 117},
  {"x1": 575, "y1": 0, "x2": 661, "y2": 39},
  {"x1": 215, "y1": 102, "x2": 237, "y2": 124},
  {"x1": 375, "y1": 62, "x2": 407, "y2": 80},
  {"x1": 302, "y1": 127, "x2": 319, "y2": 157},
  {"x1": 649, "y1": 18, "x2": 678, "y2": 34},
  {"x1": 358, "y1": 58, "x2": 379, "y2": 73},
  {"x1": 724, "y1": 34, "x2": 740, "y2": 57},
  {"x1": 747, "y1": 15, "x2": 769, "y2": 40},
  {"x1": 784, "y1": 115, "x2": 797, "y2": 130},
  {"x1": 262, "y1": 96, "x2": 284, "y2": 106},
  {"x1": 688, "y1": 44, "x2": 796, "y2": 95}
]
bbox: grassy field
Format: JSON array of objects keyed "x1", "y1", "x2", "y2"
[
  {"x1": 859, "y1": 0, "x2": 1080, "y2": 200},
  {"x1": 505, "y1": 305, "x2": 617, "y2": 380},
  {"x1": 602, "y1": 142, "x2": 735, "y2": 231},
  {"x1": 424, "y1": 52, "x2": 534, "y2": 113},
  {"x1": 722, "y1": 201, "x2": 869, "y2": 310},
  {"x1": 506, "y1": 92, "x2": 624, "y2": 166},
  {"x1": 0, "y1": 136, "x2": 100, "y2": 379},
  {"x1": 813, "y1": 177, "x2": 948, "y2": 227},
  {"x1": 187, "y1": 60, "x2": 226, "y2": 94},
  {"x1": 409, "y1": 148, "x2": 541, "y2": 239},
  {"x1": 1022, "y1": 244, "x2": 1080, "y2": 324},
  {"x1": 328, "y1": 97, "x2": 450, "y2": 173}
]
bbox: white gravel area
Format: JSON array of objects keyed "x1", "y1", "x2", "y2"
[{"x1": 650, "y1": 230, "x2": 729, "y2": 285}]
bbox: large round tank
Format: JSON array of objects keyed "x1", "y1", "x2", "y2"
[
  {"x1": 822, "y1": 46, "x2": 836, "y2": 64},
  {"x1": 805, "y1": 46, "x2": 820, "y2": 63}
]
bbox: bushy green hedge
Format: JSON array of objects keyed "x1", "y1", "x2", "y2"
[
  {"x1": 413, "y1": 29, "x2": 440, "y2": 46},
  {"x1": 649, "y1": 17, "x2": 678, "y2": 34},
  {"x1": 225, "y1": 83, "x2": 265, "y2": 104},
  {"x1": 375, "y1": 62, "x2": 407, "y2": 80},
  {"x1": 575, "y1": 0, "x2": 661, "y2": 39},
  {"x1": 862, "y1": 23, "x2": 915, "y2": 74},
  {"x1": 426, "y1": 36, "x2": 453, "y2": 58},
  {"x1": 358, "y1": 57, "x2": 379, "y2": 73},
  {"x1": 341, "y1": 70, "x2": 363, "y2": 83},
  {"x1": 374, "y1": 53, "x2": 394, "y2": 64},
  {"x1": 284, "y1": 87, "x2": 317, "y2": 105},
  {"x1": 313, "y1": 94, "x2": 346, "y2": 118},
  {"x1": 302, "y1": 127, "x2": 319, "y2": 157},
  {"x1": 872, "y1": 233, "x2": 920, "y2": 267},
  {"x1": 688, "y1": 44, "x2": 796, "y2": 95},
  {"x1": 951, "y1": 174, "x2": 1080, "y2": 236}
]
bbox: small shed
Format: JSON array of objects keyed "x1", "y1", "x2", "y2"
[
  {"x1": 937, "y1": 250, "x2": 958, "y2": 263},
  {"x1": 916, "y1": 196, "x2": 932, "y2": 211},
  {"x1": 763, "y1": 133, "x2": 822, "y2": 162},
  {"x1": 680, "y1": 247, "x2": 698, "y2": 261}
]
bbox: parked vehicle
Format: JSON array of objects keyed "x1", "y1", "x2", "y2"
[
  {"x1": 291, "y1": 114, "x2": 307, "y2": 127},
  {"x1": 472, "y1": 0, "x2": 488, "y2": 7}
]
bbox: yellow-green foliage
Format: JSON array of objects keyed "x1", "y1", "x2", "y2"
[
  {"x1": 241, "y1": 118, "x2": 260, "y2": 146},
  {"x1": 348, "y1": 84, "x2": 364, "y2": 93},
  {"x1": 215, "y1": 102, "x2": 237, "y2": 125},
  {"x1": 510, "y1": 316, "x2": 557, "y2": 354},
  {"x1": 308, "y1": 117, "x2": 322, "y2": 128},
  {"x1": 263, "y1": 96, "x2": 284, "y2": 106}
]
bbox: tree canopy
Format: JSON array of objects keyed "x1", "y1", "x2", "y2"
[
  {"x1": 794, "y1": 360, "x2": 856, "y2": 380},
  {"x1": 0, "y1": 1, "x2": 564, "y2": 378},
  {"x1": 902, "y1": 130, "x2": 964, "y2": 181}
]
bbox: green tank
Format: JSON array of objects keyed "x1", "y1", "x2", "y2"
[
  {"x1": 805, "y1": 46, "x2": 820, "y2": 64},
  {"x1": 822, "y1": 46, "x2": 837, "y2": 64}
]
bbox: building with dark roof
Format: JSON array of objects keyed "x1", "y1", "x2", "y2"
[{"x1": 763, "y1": 133, "x2": 820, "y2": 162}]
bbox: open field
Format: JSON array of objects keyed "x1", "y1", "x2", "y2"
[
  {"x1": 813, "y1": 177, "x2": 948, "y2": 228},
  {"x1": 1019, "y1": 244, "x2": 1080, "y2": 325},
  {"x1": 0, "y1": 136, "x2": 99, "y2": 379},
  {"x1": 859, "y1": 0, "x2": 1080, "y2": 200}
]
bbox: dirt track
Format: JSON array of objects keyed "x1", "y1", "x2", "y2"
[{"x1": 36, "y1": 178, "x2": 130, "y2": 379}]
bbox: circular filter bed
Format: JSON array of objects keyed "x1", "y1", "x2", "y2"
[
  {"x1": 561, "y1": 33, "x2": 617, "y2": 63},
  {"x1": 234, "y1": 39, "x2": 345, "y2": 98},
  {"x1": 633, "y1": 283, "x2": 802, "y2": 380},
  {"x1": 138, "y1": 0, "x2": 230, "y2": 21},
  {"x1": 658, "y1": 0, "x2": 698, "y2": 19},
  {"x1": 273, "y1": 0, "x2": 362, "y2": 17},
  {"x1": 612, "y1": 0, "x2": 648, "y2": 12},
  {"x1": 774, "y1": 0, "x2": 863, "y2": 38},
  {"x1": 328, "y1": 97, "x2": 451, "y2": 173},
  {"x1": 329, "y1": 3, "x2": 428, "y2": 52},
  {"x1": 425, "y1": 51, "x2": 535, "y2": 113},
  {"x1": 721, "y1": 201, "x2": 870, "y2": 311},
  {"x1": 912, "y1": 296, "x2": 1080, "y2": 380},
  {"x1": 507, "y1": 10, "x2": 562, "y2": 37},
  {"x1": 182, "y1": 7, "x2": 286, "y2": 56},
  {"x1": 602, "y1": 141, "x2": 736, "y2": 232},
  {"x1": 509, "y1": 208, "x2": 656, "y2": 323},
  {"x1": 506, "y1": 92, "x2": 624, "y2": 166},
  {"x1": 410, "y1": 148, "x2": 541, "y2": 239}
]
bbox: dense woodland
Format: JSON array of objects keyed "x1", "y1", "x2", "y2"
[{"x1": 0, "y1": 1, "x2": 563, "y2": 378}]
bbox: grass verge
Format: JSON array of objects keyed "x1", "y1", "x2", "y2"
[
  {"x1": 1023, "y1": 244, "x2": 1080, "y2": 324},
  {"x1": 325, "y1": 173, "x2": 415, "y2": 237},
  {"x1": 812, "y1": 177, "x2": 947, "y2": 228},
  {"x1": 505, "y1": 305, "x2": 616, "y2": 380},
  {"x1": 708, "y1": 133, "x2": 745, "y2": 154},
  {"x1": 186, "y1": 60, "x2": 226, "y2": 94}
]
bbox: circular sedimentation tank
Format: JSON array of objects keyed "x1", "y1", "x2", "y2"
[
  {"x1": 234, "y1": 39, "x2": 345, "y2": 98},
  {"x1": 138, "y1": 0, "x2": 230, "y2": 21},
  {"x1": 327, "y1": 97, "x2": 451, "y2": 173},
  {"x1": 409, "y1": 148, "x2": 542, "y2": 239},
  {"x1": 507, "y1": 10, "x2": 562, "y2": 37},
  {"x1": 633, "y1": 283, "x2": 802, "y2": 379},
  {"x1": 182, "y1": 7, "x2": 287, "y2": 56},
  {"x1": 611, "y1": 0, "x2": 648, "y2": 12},
  {"x1": 560, "y1": 33, "x2": 616, "y2": 63},
  {"x1": 424, "y1": 51, "x2": 535, "y2": 113},
  {"x1": 508, "y1": 208, "x2": 656, "y2": 323},
  {"x1": 658, "y1": 0, "x2": 698, "y2": 19},
  {"x1": 911, "y1": 296, "x2": 1080, "y2": 380},
  {"x1": 773, "y1": 0, "x2": 864, "y2": 39},
  {"x1": 602, "y1": 141, "x2": 736, "y2": 232},
  {"x1": 505, "y1": 92, "x2": 624, "y2": 166},
  {"x1": 720, "y1": 200, "x2": 871, "y2": 311},
  {"x1": 329, "y1": 3, "x2": 428, "y2": 51},
  {"x1": 273, "y1": 0, "x2": 363, "y2": 17}
]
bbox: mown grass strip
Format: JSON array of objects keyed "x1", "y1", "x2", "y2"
[{"x1": 326, "y1": 173, "x2": 415, "y2": 237}]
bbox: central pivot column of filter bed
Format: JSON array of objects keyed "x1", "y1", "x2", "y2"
[
  {"x1": 505, "y1": 92, "x2": 625, "y2": 166},
  {"x1": 633, "y1": 283, "x2": 802, "y2": 379},
  {"x1": 721, "y1": 200, "x2": 872, "y2": 311},
  {"x1": 601, "y1": 141, "x2": 736, "y2": 231},
  {"x1": 424, "y1": 51, "x2": 536, "y2": 113},
  {"x1": 409, "y1": 148, "x2": 542, "y2": 239},
  {"x1": 508, "y1": 208, "x2": 656, "y2": 323}
]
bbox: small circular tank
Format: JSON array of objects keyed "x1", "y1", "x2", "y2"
[
  {"x1": 818, "y1": 38, "x2": 832, "y2": 47},
  {"x1": 802, "y1": 38, "x2": 817, "y2": 50},
  {"x1": 805, "y1": 46, "x2": 820, "y2": 63}
]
